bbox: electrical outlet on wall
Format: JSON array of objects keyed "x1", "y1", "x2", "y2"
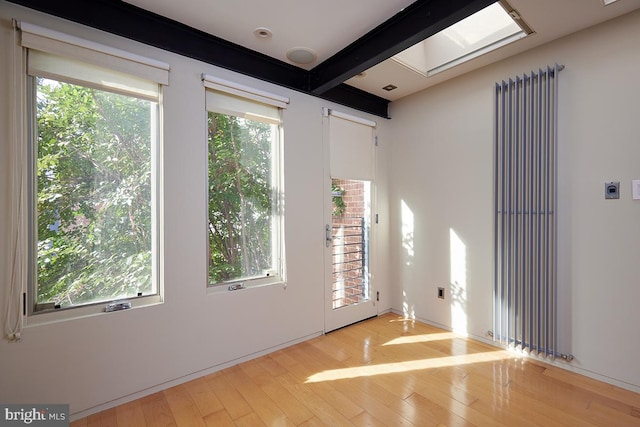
[{"x1": 437, "y1": 287, "x2": 445, "y2": 299}]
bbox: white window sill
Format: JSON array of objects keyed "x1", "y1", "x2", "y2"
[
  {"x1": 206, "y1": 276, "x2": 286, "y2": 295},
  {"x1": 24, "y1": 294, "x2": 163, "y2": 327}
]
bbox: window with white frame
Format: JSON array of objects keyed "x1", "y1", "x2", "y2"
[
  {"x1": 19, "y1": 22, "x2": 168, "y2": 312},
  {"x1": 203, "y1": 75, "x2": 287, "y2": 288}
]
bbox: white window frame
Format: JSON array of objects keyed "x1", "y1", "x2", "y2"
[
  {"x1": 15, "y1": 22, "x2": 168, "y2": 324},
  {"x1": 203, "y1": 74, "x2": 288, "y2": 291}
]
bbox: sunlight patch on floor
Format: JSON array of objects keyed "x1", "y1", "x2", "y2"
[
  {"x1": 382, "y1": 332, "x2": 460, "y2": 346},
  {"x1": 305, "y1": 350, "x2": 517, "y2": 383}
]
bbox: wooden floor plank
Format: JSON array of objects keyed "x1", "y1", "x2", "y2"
[
  {"x1": 233, "y1": 411, "x2": 268, "y2": 427},
  {"x1": 288, "y1": 341, "x2": 418, "y2": 426},
  {"x1": 402, "y1": 390, "x2": 475, "y2": 427},
  {"x1": 139, "y1": 392, "x2": 177, "y2": 427},
  {"x1": 69, "y1": 313, "x2": 640, "y2": 427},
  {"x1": 202, "y1": 409, "x2": 235, "y2": 427},
  {"x1": 86, "y1": 408, "x2": 117, "y2": 427},
  {"x1": 203, "y1": 370, "x2": 253, "y2": 420},
  {"x1": 275, "y1": 371, "x2": 356, "y2": 427},
  {"x1": 350, "y1": 410, "x2": 389, "y2": 427},
  {"x1": 114, "y1": 400, "x2": 147, "y2": 427},
  {"x1": 163, "y1": 385, "x2": 206, "y2": 427},
  {"x1": 257, "y1": 354, "x2": 290, "y2": 377},
  {"x1": 223, "y1": 365, "x2": 294, "y2": 426},
  {"x1": 271, "y1": 346, "x2": 365, "y2": 420},
  {"x1": 542, "y1": 364, "x2": 640, "y2": 408},
  {"x1": 183, "y1": 377, "x2": 224, "y2": 418},
  {"x1": 412, "y1": 386, "x2": 509, "y2": 427},
  {"x1": 240, "y1": 359, "x2": 315, "y2": 425},
  {"x1": 585, "y1": 401, "x2": 640, "y2": 427},
  {"x1": 297, "y1": 416, "x2": 326, "y2": 427}
]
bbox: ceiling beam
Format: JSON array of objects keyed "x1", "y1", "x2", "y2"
[
  {"x1": 308, "y1": 0, "x2": 497, "y2": 95},
  {"x1": 318, "y1": 84, "x2": 391, "y2": 119},
  {"x1": 6, "y1": 0, "x2": 496, "y2": 117},
  {"x1": 6, "y1": 0, "x2": 309, "y2": 91}
]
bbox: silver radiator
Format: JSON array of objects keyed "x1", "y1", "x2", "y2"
[{"x1": 493, "y1": 64, "x2": 571, "y2": 361}]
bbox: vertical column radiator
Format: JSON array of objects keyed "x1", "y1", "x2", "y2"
[{"x1": 493, "y1": 64, "x2": 571, "y2": 361}]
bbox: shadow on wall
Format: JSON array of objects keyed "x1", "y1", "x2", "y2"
[
  {"x1": 398, "y1": 199, "x2": 470, "y2": 335},
  {"x1": 401, "y1": 200, "x2": 415, "y2": 319},
  {"x1": 450, "y1": 228, "x2": 468, "y2": 334}
]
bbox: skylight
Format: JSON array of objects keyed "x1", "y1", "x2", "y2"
[{"x1": 392, "y1": 1, "x2": 530, "y2": 77}]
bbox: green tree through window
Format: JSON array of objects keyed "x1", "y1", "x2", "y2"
[
  {"x1": 34, "y1": 78, "x2": 156, "y2": 308},
  {"x1": 207, "y1": 112, "x2": 277, "y2": 284}
]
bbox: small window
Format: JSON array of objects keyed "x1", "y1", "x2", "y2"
[
  {"x1": 204, "y1": 76, "x2": 287, "y2": 288},
  {"x1": 20, "y1": 22, "x2": 167, "y2": 313}
]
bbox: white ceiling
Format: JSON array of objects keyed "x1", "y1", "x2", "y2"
[
  {"x1": 124, "y1": 0, "x2": 640, "y2": 101},
  {"x1": 124, "y1": 0, "x2": 416, "y2": 68}
]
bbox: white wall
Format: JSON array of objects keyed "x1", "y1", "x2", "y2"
[
  {"x1": 3, "y1": 0, "x2": 639, "y2": 417},
  {"x1": 388, "y1": 9, "x2": 640, "y2": 392},
  {"x1": 0, "y1": 2, "x2": 390, "y2": 416}
]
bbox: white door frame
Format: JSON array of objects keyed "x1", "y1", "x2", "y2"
[{"x1": 322, "y1": 108, "x2": 378, "y2": 333}]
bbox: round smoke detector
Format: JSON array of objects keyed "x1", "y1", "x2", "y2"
[
  {"x1": 253, "y1": 27, "x2": 273, "y2": 39},
  {"x1": 286, "y1": 47, "x2": 318, "y2": 65}
]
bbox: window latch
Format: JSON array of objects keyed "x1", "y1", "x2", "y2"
[{"x1": 104, "y1": 301, "x2": 132, "y2": 312}]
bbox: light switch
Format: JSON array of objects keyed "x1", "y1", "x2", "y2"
[{"x1": 633, "y1": 179, "x2": 640, "y2": 200}]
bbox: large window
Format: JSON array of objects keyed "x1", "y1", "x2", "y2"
[
  {"x1": 204, "y1": 76, "x2": 287, "y2": 287},
  {"x1": 20, "y1": 22, "x2": 168, "y2": 313}
]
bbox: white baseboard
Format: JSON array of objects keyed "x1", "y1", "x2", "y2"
[
  {"x1": 70, "y1": 330, "x2": 323, "y2": 421},
  {"x1": 388, "y1": 308, "x2": 640, "y2": 394}
]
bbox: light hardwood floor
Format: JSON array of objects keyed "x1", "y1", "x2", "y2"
[{"x1": 70, "y1": 313, "x2": 640, "y2": 426}]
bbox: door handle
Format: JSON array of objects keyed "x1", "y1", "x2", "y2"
[{"x1": 325, "y1": 224, "x2": 332, "y2": 248}]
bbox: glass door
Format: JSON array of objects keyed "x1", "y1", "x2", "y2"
[
  {"x1": 323, "y1": 108, "x2": 378, "y2": 332},
  {"x1": 325, "y1": 178, "x2": 377, "y2": 332}
]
